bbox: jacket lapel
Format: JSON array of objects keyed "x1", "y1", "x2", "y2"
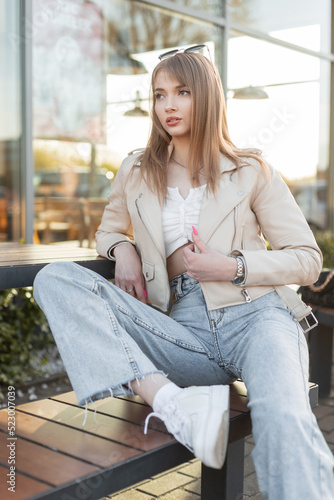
[
  {"x1": 134, "y1": 142, "x2": 175, "y2": 260},
  {"x1": 135, "y1": 150, "x2": 249, "y2": 257},
  {"x1": 198, "y1": 155, "x2": 249, "y2": 244},
  {"x1": 135, "y1": 185, "x2": 166, "y2": 260}
]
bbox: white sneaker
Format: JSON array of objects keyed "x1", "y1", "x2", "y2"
[{"x1": 144, "y1": 385, "x2": 230, "y2": 469}]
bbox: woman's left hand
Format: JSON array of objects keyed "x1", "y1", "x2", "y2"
[{"x1": 183, "y1": 229, "x2": 237, "y2": 282}]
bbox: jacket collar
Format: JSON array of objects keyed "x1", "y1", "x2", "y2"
[
  {"x1": 167, "y1": 141, "x2": 238, "y2": 174},
  {"x1": 135, "y1": 146, "x2": 248, "y2": 259}
]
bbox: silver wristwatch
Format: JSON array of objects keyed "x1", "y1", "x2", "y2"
[{"x1": 232, "y1": 256, "x2": 245, "y2": 285}]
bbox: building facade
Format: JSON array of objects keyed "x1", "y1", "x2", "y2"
[{"x1": 1, "y1": 0, "x2": 333, "y2": 244}]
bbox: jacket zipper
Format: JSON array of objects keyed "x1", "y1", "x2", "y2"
[
  {"x1": 241, "y1": 288, "x2": 252, "y2": 303},
  {"x1": 135, "y1": 194, "x2": 145, "y2": 224}
]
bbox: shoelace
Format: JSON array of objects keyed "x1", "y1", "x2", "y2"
[{"x1": 144, "y1": 402, "x2": 193, "y2": 452}]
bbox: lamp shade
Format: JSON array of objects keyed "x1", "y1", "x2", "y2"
[
  {"x1": 123, "y1": 91, "x2": 149, "y2": 117},
  {"x1": 233, "y1": 86, "x2": 269, "y2": 99}
]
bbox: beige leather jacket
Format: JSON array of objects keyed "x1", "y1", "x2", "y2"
[{"x1": 96, "y1": 149, "x2": 322, "y2": 316}]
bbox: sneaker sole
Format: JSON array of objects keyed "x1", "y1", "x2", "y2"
[{"x1": 194, "y1": 385, "x2": 230, "y2": 469}]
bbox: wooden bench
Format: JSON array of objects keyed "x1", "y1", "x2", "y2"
[{"x1": 0, "y1": 381, "x2": 318, "y2": 500}]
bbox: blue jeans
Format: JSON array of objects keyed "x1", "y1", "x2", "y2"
[{"x1": 33, "y1": 262, "x2": 334, "y2": 500}]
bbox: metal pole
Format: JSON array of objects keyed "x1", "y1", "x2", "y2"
[
  {"x1": 20, "y1": 0, "x2": 34, "y2": 243},
  {"x1": 327, "y1": 0, "x2": 334, "y2": 232},
  {"x1": 221, "y1": 0, "x2": 229, "y2": 97}
]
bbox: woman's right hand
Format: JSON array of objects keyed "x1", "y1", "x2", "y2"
[{"x1": 113, "y1": 243, "x2": 147, "y2": 303}]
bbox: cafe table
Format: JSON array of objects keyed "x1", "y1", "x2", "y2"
[{"x1": 0, "y1": 242, "x2": 114, "y2": 290}]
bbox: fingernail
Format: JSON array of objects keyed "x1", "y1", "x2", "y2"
[
  {"x1": 144, "y1": 290, "x2": 147, "y2": 298},
  {"x1": 192, "y1": 226, "x2": 198, "y2": 236}
]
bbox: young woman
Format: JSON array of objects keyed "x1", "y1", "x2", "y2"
[{"x1": 33, "y1": 47, "x2": 334, "y2": 499}]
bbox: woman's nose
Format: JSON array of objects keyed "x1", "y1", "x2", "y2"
[{"x1": 165, "y1": 98, "x2": 177, "y2": 112}]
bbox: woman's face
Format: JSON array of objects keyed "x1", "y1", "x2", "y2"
[{"x1": 154, "y1": 70, "x2": 192, "y2": 141}]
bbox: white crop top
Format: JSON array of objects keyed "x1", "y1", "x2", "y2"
[{"x1": 162, "y1": 184, "x2": 207, "y2": 258}]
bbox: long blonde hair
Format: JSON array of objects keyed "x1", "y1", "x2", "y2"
[{"x1": 139, "y1": 52, "x2": 267, "y2": 199}]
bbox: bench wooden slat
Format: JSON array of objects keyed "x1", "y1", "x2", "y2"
[
  {"x1": 50, "y1": 391, "x2": 246, "y2": 425},
  {"x1": 0, "y1": 244, "x2": 114, "y2": 289},
  {"x1": 115, "y1": 392, "x2": 248, "y2": 419},
  {"x1": 52, "y1": 387, "x2": 250, "y2": 414},
  {"x1": 0, "y1": 464, "x2": 49, "y2": 500},
  {"x1": 0, "y1": 412, "x2": 140, "y2": 467},
  {"x1": 229, "y1": 393, "x2": 249, "y2": 413},
  {"x1": 0, "y1": 432, "x2": 100, "y2": 486},
  {"x1": 14, "y1": 399, "x2": 174, "y2": 451},
  {"x1": 0, "y1": 243, "x2": 99, "y2": 261},
  {"x1": 49, "y1": 392, "x2": 168, "y2": 432}
]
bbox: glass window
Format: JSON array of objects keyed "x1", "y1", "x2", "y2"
[
  {"x1": 0, "y1": 1, "x2": 22, "y2": 242},
  {"x1": 229, "y1": 0, "x2": 331, "y2": 54},
  {"x1": 32, "y1": 0, "x2": 225, "y2": 246},
  {"x1": 166, "y1": 0, "x2": 224, "y2": 18},
  {"x1": 227, "y1": 34, "x2": 331, "y2": 230},
  {"x1": 30, "y1": 0, "x2": 332, "y2": 240}
]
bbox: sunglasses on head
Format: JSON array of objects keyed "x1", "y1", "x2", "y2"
[{"x1": 158, "y1": 44, "x2": 212, "y2": 62}]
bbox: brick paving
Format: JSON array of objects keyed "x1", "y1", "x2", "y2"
[{"x1": 102, "y1": 346, "x2": 334, "y2": 500}]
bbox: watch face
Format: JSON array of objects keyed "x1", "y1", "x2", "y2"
[{"x1": 233, "y1": 276, "x2": 244, "y2": 285}]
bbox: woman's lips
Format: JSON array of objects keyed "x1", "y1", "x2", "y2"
[{"x1": 166, "y1": 116, "x2": 181, "y2": 126}]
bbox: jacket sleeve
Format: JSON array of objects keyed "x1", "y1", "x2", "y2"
[
  {"x1": 238, "y1": 162, "x2": 323, "y2": 287},
  {"x1": 95, "y1": 155, "x2": 135, "y2": 259}
]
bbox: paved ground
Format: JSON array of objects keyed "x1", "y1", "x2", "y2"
[{"x1": 102, "y1": 350, "x2": 334, "y2": 500}]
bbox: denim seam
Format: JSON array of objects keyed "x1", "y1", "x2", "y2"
[
  {"x1": 313, "y1": 424, "x2": 326, "y2": 498},
  {"x1": 171, "y1": 283, "x2": 199, "y2": 303},
  {"x1": 92, "y1": 275, "x2": 101, "y2": 294},
  {"x1": 209, "y1": 318, "x2": 224, "y2": 367},
  {"x1": 119, "y1": 336, "x2": 141, "y2": 379},
  {"x1": 222, "y1": 361, "x2": 243, "y2": 380},
  {"x1": 295, "y1": 322, "x2": 328, "y2": 496},
  {"x1": 296, "y1": 323, "x2": 309, "y2": 406},
  {"x1": 117, "y1": 304, "x2": 207, "y2": 353},
  {"x1": 212, "y1": 310, "x2": 224, "y2": 327},
  {"x1": 98, "y1": 282, "x2": 142, "y2": 379}
]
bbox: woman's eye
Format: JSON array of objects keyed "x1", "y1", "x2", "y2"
[
  {"x1": 180, "y1": 89, "x2": 190, "y2": 96},
  {"x1": 155, "y1": 93, "x2": 164, "y2": 100}
]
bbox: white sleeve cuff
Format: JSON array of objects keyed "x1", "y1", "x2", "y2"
[{"x1": 107, "y1": 241, "x2": 134, "y2": 261}]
